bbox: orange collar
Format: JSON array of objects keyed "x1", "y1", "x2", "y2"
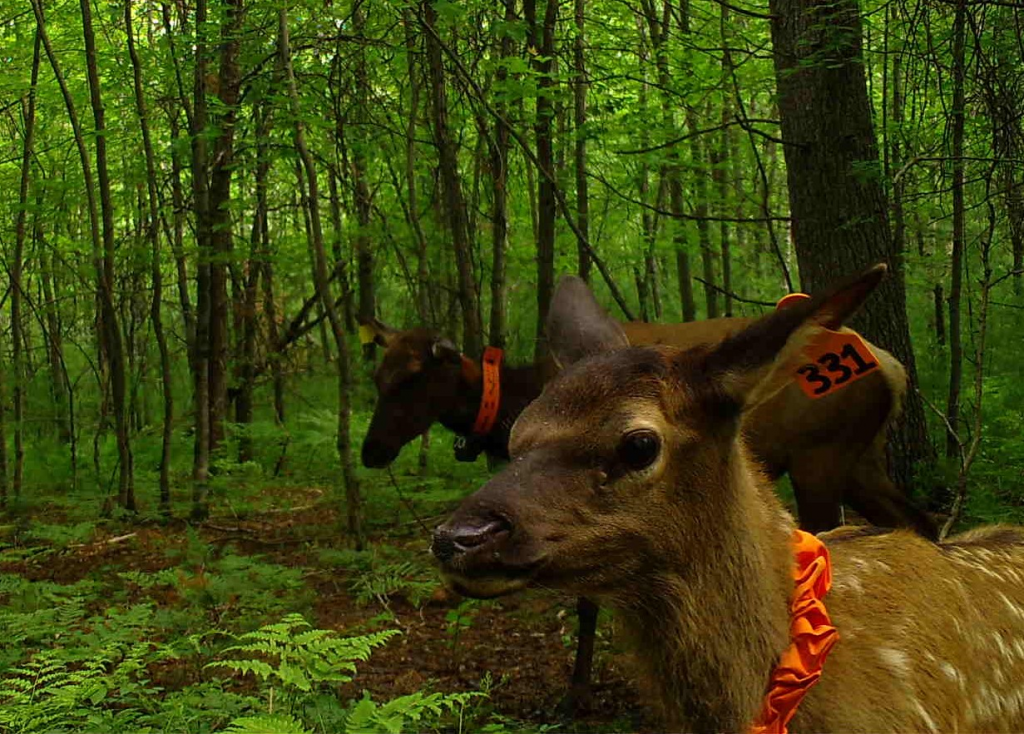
[
  {"x1": 750, "y1": 529, "x2": 839, "y2": 734},
  {"x1": 471, "y1": 347, "x2": 503, "y2": 436}
]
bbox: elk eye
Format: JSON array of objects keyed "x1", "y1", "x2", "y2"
[{"x1": 617, "y1": 430, "x2": 660, "y2": 471}]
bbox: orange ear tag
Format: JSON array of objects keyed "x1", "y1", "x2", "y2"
[
  {"x1": 795, "y1": 330, "x2": 879, "y2": 399},
  {"x1": 775, "y1": 292, "x2": 880, "y2": 399},
  {"x1": 358, "y1": 324, "x2": 376, "y2": 346}
]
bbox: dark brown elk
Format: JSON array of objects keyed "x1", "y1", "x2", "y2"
[{"x1": 433, "y1": 265, "x2": 1024, "y2": 732}]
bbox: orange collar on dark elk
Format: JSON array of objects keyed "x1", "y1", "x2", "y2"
[
  {"x1": 750, "y1": 530, "x2": 839, "y2": 734},
  {"x1": 453, "y1": 347, "x2": 504, "y2": 462}
]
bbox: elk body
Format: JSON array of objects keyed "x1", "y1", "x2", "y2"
[{"x1": 433, "y1": 267, "x2": 1024, "y2": 733}]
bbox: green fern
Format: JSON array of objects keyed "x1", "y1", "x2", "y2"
[
  {"x1": 350, "y1": 560, "x2": 436, "y2": 609},
  {"x1": 207, "y1": 613, "x2": 399, "y2": 690},
  {"x1": 342, "y1": 690, "x2": 483, "y2": 734},
  {"x1": 224, "y1": 713, "x2": 313, "y2": 734}
]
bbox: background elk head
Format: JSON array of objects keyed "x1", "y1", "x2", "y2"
[
  {"x1": 359, "y1": 318, "x2": 471, "y2": 468},
  {"x1": 432, "y1": 265, "x2": 889, "y2": 604}
]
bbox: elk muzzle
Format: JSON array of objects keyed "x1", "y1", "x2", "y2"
[
  {"x1": 361, "y1": 436, "x2": 400, "y2": 468},
  {"x1": 431, "y1": 458, "x2": 565, "y2": 597}
]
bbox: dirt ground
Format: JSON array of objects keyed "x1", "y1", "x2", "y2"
[{"x1": 2, "y1": 494, "x2": 650, "y2": 732}]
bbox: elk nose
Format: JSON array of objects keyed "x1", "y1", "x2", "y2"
[{"x1": 431, "y1": 518, "x2": 510, "y2": 564}]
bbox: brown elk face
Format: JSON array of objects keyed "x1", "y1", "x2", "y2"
[
  {"x1": 432, "y1": 266, "x2": 888, "y2": 604},
  {"x1": 360, "y1": 320, "x2": 472, "y2": 468}
]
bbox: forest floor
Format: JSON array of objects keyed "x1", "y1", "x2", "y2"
[{"x1": 0, "y1": 477, "x2": 648, "y2": 733}]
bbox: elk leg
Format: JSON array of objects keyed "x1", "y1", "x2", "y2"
[
  {"x1": 558, "y1": 596, "x2": 598, "y2": 717},
  {"x1": 844, "y1": 449, "x2": 938, "y2": 540},
  {"x1": 788, "y1": 457, "x2": 844, "y2": 533}
]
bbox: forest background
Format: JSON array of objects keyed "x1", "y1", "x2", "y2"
[{"x1": 0, "y1": 0, "x2": 1022, "y2": 729}]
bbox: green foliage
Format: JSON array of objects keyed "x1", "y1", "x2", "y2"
[
  {"x1": 224, "y1": 714, "x2": 312, "y2": 734},
  {"x1": 350, "y1": 558, "x2": 437, "y2": 610},
  {"x1": 445, "y1": 599, "x2": 482, "y2": 652},
  {"x1": 208, "y1": 613, "x2": 399, "y2": 691}
]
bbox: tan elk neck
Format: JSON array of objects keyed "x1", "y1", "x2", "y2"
[{"x1": 622, "y1": 443, "x2": 796, "y2": 731}]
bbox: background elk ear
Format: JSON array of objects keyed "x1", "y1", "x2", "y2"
[
  {"x1": 431, "y1": 338, "x2": 462, "y2": 364},
  {"x1": 546, "y1": 275, "x2": 629, "y2": 369},
  {"x1": 361, "y1": 317, "x2": 398, "y2": 348},
  {"x1": 705, "y1": 262, "x2": 887, "y2": 403}
]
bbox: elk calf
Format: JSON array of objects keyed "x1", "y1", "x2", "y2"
[{"x1": 433, "y1": 265, "x2": 1024, "y2": 733}]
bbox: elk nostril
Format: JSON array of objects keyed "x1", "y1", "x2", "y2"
[
  {"x1": 431, "y1": 517, "x2": 511, "y2": 564},
  {"x1": 451, "y1": 518, "x2": 508, "y2": 549}
]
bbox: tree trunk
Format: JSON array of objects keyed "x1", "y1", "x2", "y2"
[
  {"x1": 327, "y1": 171, "x2": 356, "y2": 331},
  {"x1": 191, "y1": 0, "x2": 212, "y2": 513},
  {"x1": 206, "y1": 0, "x2": 243, "y2": 459},
  {"x1": 279, "y1": 3, "x2": 364, "y2": 549},
  {"x1": 946, "y1": 0, "x2": 966, "y2": 458},
  {"x1": 527, "y1": 0, "x2": 559, "y2": 358},
  {"x1": 12, "y1": 30, "x2": 40, "y2": 499},
  {"x1": 888, "y1": 4, "x2": 906, "y2": 267},
  {"x1": 422, "y1": 0, "x2": 482, "y2": 356},
  {"x1": 769, "y1": 0, "x2": 934, "y2": 491},
  {"x1": 39, "y1": 244, "x2": 70, "y2": 443},
  {"x1": 0, "y1": 364, "x2": 7, "y2": 507},
  {"x1": 636, "y1": 21, "x2": 662, "y2": 320},
  {"x1": 717, "y1": 4, "x2": 735, "y2": 316},
  {"x1": 79, "y1": 0, "x2": 134, "y2": 511},
  {"x1": 573, "y1": 0, "x2": 591, "y2": 282},
  {"x1": 237, "y1": 109, "x2": 270, "y2": 465},
  {"x1": 489, "y1": 0, "x2": 514, "y2": 348},
  {"x1": 126, "y1": 0, "x2": 173, "y2": 515},
  {"x1": 32, "y1": 0, "x2": 98, "y2": 487},
  {"x1": 353, "y1": 6, "x2": 376, "y2": 358},
  {"x1": 261, "y1": 256, "x2": 287, "y2": 478},
  {"x1": 401, "y1": 10, "x2": 433, "y2": 327}
]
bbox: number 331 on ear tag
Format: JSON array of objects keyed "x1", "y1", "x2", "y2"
[{"x1": 776, "y1": 292, "x2": 880, "y2": 399}]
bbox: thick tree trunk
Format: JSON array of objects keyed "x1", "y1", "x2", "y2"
[
  {"x1": 769, "y1": 0, "x2": 934, "y2": 491},
  {"x1": 126, "y1": 0, "x2": 173, "y2": 514},
  {"x1": 422, "y1": 0, "x2": 482, "y2": 356},
  {"x1": 207, "y1": 0, "x2": 243, "y2": 458},
  {"x1": 280, "y1": 3, "x2": 363, "y2": 548}
]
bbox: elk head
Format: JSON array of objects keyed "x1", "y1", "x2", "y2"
[
  {"x1": 432, "y1": 265, "x2": 889, "y2": 604},
  {"x1": 360, "y1": 318, "x2": 475, "y2": 468}
]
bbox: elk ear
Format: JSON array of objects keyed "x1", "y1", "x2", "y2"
[
  {"x1": 546, "y1": 275, "x2": 629, "y2": 369},
  {"x1": 431, "y1": 338, "x2": 462, "y2": 364},
  {"x1": 704, "y1": 262, "x2": 888, "y2": 403},
  {"x1": 360, "y1": 317, "x2": 398, "y2": 348}
]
